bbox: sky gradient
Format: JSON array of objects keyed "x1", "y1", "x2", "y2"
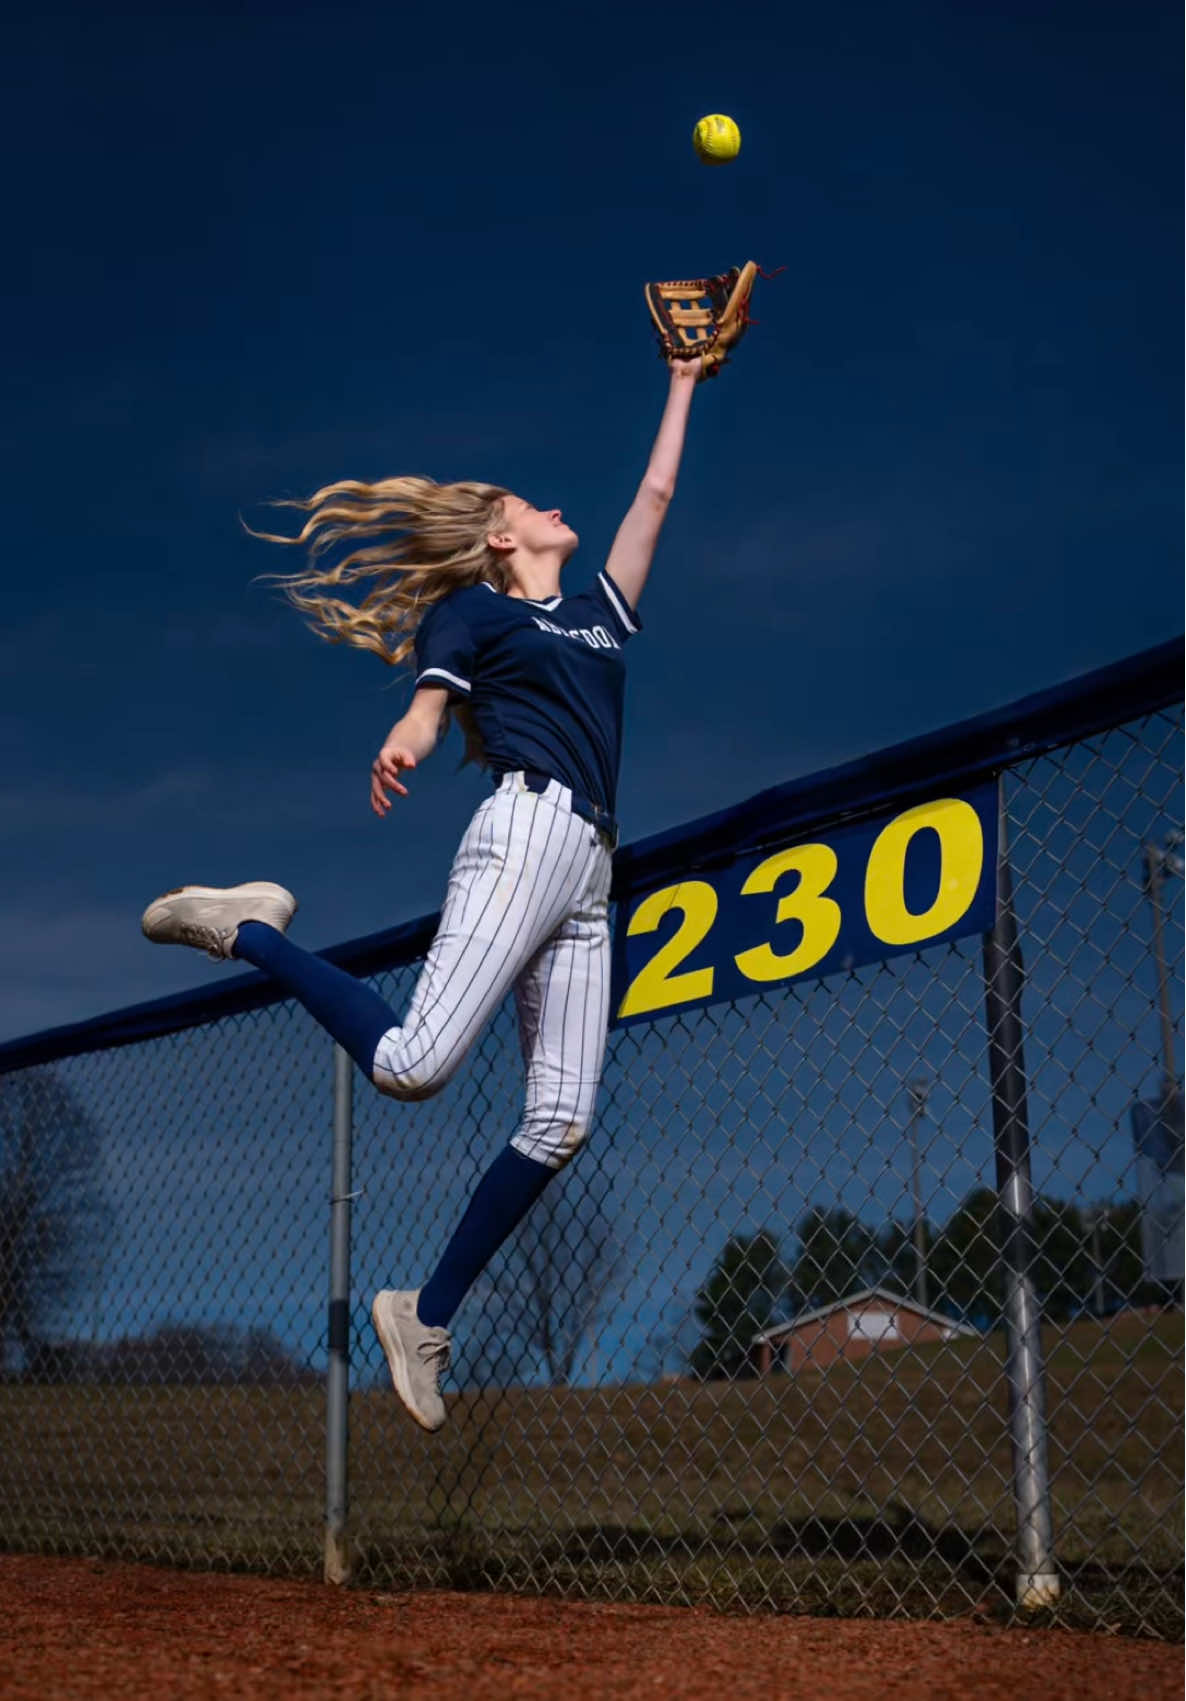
[{"x1": 3, "y1": 0, "x2": 1180, "y2": 1043}]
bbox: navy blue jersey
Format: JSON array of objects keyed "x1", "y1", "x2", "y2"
[{"x1": 413, "y1": 571, "x2": 642, "y2": 812}]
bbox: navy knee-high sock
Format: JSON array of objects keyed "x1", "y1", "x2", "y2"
[
  {"x1": 233, "y1": 926, "x2": 556, "y2": 1327},
  {"x1": 233, "y1": 921, "x2": 394, "y2": 1076},
  {"x1": 416, "y1": 1146, "x2": 555, "y2": 1328}
]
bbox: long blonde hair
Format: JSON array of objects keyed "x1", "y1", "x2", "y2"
[
  {"x1": 251, "y1": 474, "x2": 512, "y2": 765},
  {"x1": 250, "y1": 479, "x2": 513, "y2": 772}
]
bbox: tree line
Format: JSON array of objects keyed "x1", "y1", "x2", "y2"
[
  {"x1": 690, "y1": 1194, "x2": 1156, "y2": 1379},
  {"x1": 1, "y1": 1071, "x2": 319, "y2": 1385},
  {"x1": 2, "y1": 1067, "x2": 624, "y2": 1389},
  {"x1": 15, "y1": 1322, "x2": 318, "y2": 1386},
  {"x1": 2, "y1": 1070, "x2": 1164, "y2": 1391}
]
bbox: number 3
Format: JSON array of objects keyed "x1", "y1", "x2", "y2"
[{"x1": 733, "y1": 843, "x2": 842, "y2": 982}]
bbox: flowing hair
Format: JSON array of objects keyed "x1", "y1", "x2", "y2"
[{"x1": 249, "y1": 475, "x2": 512, "y2": 767}]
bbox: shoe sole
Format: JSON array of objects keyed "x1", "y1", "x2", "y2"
[
  {"x1": 141, "y1": 881, "x2": 297, "y2": 941},
  {"x1": 370, "y1": 1293, "x2": 445, "y2": 1433}
]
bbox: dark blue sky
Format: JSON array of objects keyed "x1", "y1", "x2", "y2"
[{"x1": 3, "y1": 0, "x2": 1179, "y2": 1042}]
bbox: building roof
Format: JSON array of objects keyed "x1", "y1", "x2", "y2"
[{"x1": 751, "y1": 1286, "x2": 982, "y2": 1346}]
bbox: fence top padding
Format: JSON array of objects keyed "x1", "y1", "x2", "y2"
[
  {"x1": 1, "y1": 635, "x2": 1180, "y2": 1074},
  {"x1": 613, "y1": 635, "x2": 1183, "y2": 893}
]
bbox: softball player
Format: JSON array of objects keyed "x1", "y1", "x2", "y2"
[{"x1": 141, "y1": 357, "x2": 705, "y2": 1430}]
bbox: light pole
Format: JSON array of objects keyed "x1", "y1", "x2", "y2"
[
  {"x1": 1142, "y1": 831, "x2": 1183, "y2": 1108},
  {"x1": 906, "y1": 1075, "x2": 931, "y2": 1312},
  {"x1": 1086, "y1": 1204, "x2": 1106, "y2": 1318}
]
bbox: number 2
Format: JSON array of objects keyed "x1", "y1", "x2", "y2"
[{"x1": 616, "y1": 881, "x2": 717, "y2": 1019}]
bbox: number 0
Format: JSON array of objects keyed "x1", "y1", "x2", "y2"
[{"x1": 864, "y1": 798, "x2": 984, "y2": 945}]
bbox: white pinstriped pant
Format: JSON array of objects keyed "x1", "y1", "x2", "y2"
[{"x1": 370, "y1": 772, "x2": 614, "y2": 1170}]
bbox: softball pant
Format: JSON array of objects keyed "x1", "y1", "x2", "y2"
[{"x1": 371, "y1": 771, "x2": 615, "y2": 1170}]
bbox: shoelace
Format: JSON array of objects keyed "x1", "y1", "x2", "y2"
[
  {"x1": 177, "y1": 921, "x2": 232, "y2": 960},
  {"x1": 417, "y1": 1334, "x2": 451, "y2": 1382}
]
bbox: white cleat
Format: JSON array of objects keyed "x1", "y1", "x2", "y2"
[
  {"x1": 370, "y1": 1289, "x2": 451, "y2": 1432},
  {"x1": 139, "y1": 881, "x2": 298, "y2": 961}
]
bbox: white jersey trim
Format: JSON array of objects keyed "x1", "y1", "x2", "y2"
[
  {"x1": 416, "y1": 666, "x2": 472, "y2": 696},
  {"x1": 598, "y1": 571, "x2": 639, "y2": 635},
  {"x1": 481, "y1": 582, "x2": 562, "y2": 610}
]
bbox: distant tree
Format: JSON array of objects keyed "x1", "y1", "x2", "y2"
[
  {"x1": 0, "y1": 1070, "x2": 110, "y2": 1373},
  {"x1": 101, "y1": 1323, "x2": 315, "y2": 1385},
  {"x1": 1025, "y1": 1197, "x2": 1151, "y2": 1321},
  {"x1": 1087, "y1": 1200, "x2": 1148, "y2": 1310},
  {"x1": 924, "y1": 1187, "x2": 1152, "y2": 1324},
  {"x1": 241, "y1": 1325, "x2": 317, "y2": 1385},
  {"x1": 874, "y1": 1216, "x2": 934, "y2": 1304},
  {"x1": 22, "y1": 1323, "x2": 317, "y2": 1386},
  {"x1": 691, "y1": 1230, "x2": 789, "y2": 1380},
  {"x1": 925, "y1": 1188, "x2": 1003, "y2": 1324},
  {"x1": 487, "y1": 1184, "x2": 628, "y2": 1386},
  {"x1": 637, "y1": 1297, "x2": 703, "y2": 1383},
  {"x1": 1028, "y1": 1199, "x2": 1096, "y2": 1322},
  {"x1": 787, "y1": 1207, "x2": 882, "y2": 1311}
]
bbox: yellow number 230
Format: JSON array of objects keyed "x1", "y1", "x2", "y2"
[{"x1": 616, "y1": 797, "x2": 985, "y2": 1022}]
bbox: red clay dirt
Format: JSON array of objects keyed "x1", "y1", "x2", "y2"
[{"x1": 0, "y1": 1555, "x2": 1179, "y2": 1700}]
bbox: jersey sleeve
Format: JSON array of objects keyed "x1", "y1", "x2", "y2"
[
  {"x1": 413, "y1": 597, "x2": 477, "y2": 698},
  {"x1": 590, "y1": 568, "x2": 644, "y2": 643}
]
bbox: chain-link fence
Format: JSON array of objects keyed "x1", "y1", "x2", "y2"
[{"x1": 1, "y1": 644, "x2": 1181, "y2": 1638}]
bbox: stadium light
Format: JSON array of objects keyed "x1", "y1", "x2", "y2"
[
  {"x1": 905, "y1": 1075, "x2": 932, "y2": 1311},
  {"x1": 1142, "y1": 831, "x2": 1183, "y2": 1104}
]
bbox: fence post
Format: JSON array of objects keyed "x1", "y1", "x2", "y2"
[
  {"x1": 982, "y1": 797, "x2": 1060, "y2": 1609},
  {"x1": 324, "y1": 1042, "x2": 354, "y2": 1585}
]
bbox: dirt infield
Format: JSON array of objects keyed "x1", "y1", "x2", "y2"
[{"x1": 0, "y1": 1557, "x2": 1181, "y2": 1700}]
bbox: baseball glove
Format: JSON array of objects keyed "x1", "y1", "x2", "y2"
[{"x1": 644, "y1": 261, "x2": 765, "y2": 379}]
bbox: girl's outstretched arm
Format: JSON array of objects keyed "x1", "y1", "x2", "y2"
[{"x1": 602, "y1": 361, "x2": 700, "y2": 609}]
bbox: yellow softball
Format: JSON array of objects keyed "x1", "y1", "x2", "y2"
[{"x1": 693, "y1": 113, "x2": 741, "y2": 165}]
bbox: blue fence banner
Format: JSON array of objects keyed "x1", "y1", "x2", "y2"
[
  {"x1": 610, "y1": 781, "x2": 1000, "y2": 1029},
  {"x1": 1, "y1": 640, "x2": 1176, "y2": 1074}
]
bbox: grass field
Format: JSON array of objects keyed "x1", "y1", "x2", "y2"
[{"x1": 2, "y1": 1311, "x2": 1180, "y2": 1639}]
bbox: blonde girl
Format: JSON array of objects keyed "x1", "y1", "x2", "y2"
[{"x1": 141, "y1": 355, "x2": 707, "y2": 1429}]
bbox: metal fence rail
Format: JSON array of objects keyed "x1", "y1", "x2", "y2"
[{"x1": 1, "y1": 642, "x2": 1181, "y2": 1638}]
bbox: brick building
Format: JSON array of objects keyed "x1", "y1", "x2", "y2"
[{"x1": 752, "y1": 1285, "x2": 979, "y2": 1374}]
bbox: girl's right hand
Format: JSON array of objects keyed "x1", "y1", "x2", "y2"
[{"x1": 371, "y1": 745, "x2": 417, "y2": 815}]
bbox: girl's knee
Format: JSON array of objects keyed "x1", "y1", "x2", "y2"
[
  {"x1": 512, "y1": 1075, "x2": 601, "y2": 1167},
  {"x1": 372, "y1": 1018, "x2": 468, "y2": 1101},
  {"x1": 511, "y1": 1117, "x2": 590, "y2": 1169},
  {"x1": 371, "y1": 1053, "x2": 455, "y2": 1102}
]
